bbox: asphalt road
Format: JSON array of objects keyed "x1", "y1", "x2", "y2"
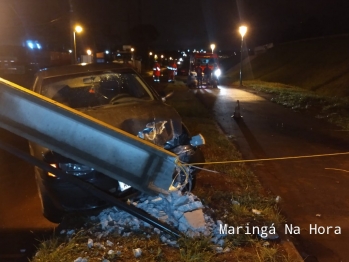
[
  {"x1": 0, "y1": 128, "x2": 57, "y2": 261},
  {"x1": 193, "y1": 85, "x2": 349, "y2": 262}
]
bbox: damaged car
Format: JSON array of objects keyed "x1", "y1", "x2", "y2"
[{"x1": 29, "y1": 63, "x2": 205, "y2": 223}]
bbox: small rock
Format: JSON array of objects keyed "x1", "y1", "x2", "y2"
[
  {"x1": 231, "y1": 200, "x2": 240, "y2": 205},
  {"x1": 133, "y1": 248, "x2": 142, "y2": 258},
  {"x1": 252, "y1": 209, "x2": 262, "y2": 215},
  {"x1": 223, "y1": 247, "x2": 231, "y2": 253},
  {"x1": 215, "y1": 247, "x2": 223, "y2": 253},
  {"x1": 275, "y1": 196, "x2": 281, "y2": 203},
  {"x1": 106, "y1": 240, "x2": 113, "y2": 247},
  {"x1": 87, "y1": 238, "x2": 93, "y2": 248}
]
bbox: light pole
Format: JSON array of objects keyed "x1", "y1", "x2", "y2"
[
  {"x1": 239, "y1": 25, "x2": 247, "y2": 86},
  {"x1": 130, "y1": 47, "x2": 135, "y2": 68},
  {"x1": 73, "y1": 25, "x2": 83, "y2": 64},
  {"x1": 149, "y1": 52, "x2": 152, "y2": 69},
  {"x1": 210, "y1": 44, "x2": 215, "y2": 54}
]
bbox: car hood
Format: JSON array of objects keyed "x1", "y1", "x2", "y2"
[{"x1": 79, "y1": 101, "x2": 183, "y2": 146}]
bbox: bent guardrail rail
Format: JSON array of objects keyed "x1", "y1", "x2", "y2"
[{"x1": 0, "y1": 78, "x2": 177, "y2": 196}]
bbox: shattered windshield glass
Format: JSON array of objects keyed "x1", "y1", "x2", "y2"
[{"x1": 40, "y1": 71, "x2": 153, "y2": 108}]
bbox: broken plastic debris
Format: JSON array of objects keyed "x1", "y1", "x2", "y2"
[
  {"x1": 316, "y1": 214, "x2": 321, "y2": 217},
  {"x1": 252, "y1": 209, "x2": 262, "y2": 215},
  {"x1": 133, "y1": 248, "x2": 142, "y2": 258}
]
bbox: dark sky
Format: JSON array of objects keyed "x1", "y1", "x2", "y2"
[{"x1": 0, "y1": 0, "x2": 348, "y2": 52}]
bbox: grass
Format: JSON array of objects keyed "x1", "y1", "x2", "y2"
[
  {"x1": 223, "y1": 35, "x2": 349, "y2": 130},
  {"x1": 226, "y1": 35, "x2": 349, "y2": 97},
  {"x1": 31, "y1": 80, "x2": 299, "y2": 262},
  {"x1": 233, "y1": 80, "x2": 349, "y2": 130}
]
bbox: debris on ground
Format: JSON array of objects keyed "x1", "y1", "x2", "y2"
[
  {"x1": 252, "y1": 208, "x2": 262, "y2": 215},
  {"x1": 133, "y1": 248, "x2": 142, "y2": 258},
  {"x1": 89, "y1": 190, "x2": 225, "y2": 246},
  {"x1": 64, "y1": 190, "x2": 282, "y2": 261}
]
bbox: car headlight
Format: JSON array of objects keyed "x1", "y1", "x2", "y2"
[
  {"x1": 214, "y1": 69, "x2": 221, "y2": 77},
  {"x1": 59, "y1": 163, "x2": 94, "y2": 176}
]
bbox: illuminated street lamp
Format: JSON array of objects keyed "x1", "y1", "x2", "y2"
[
  {"x1": 73, "y1": 25, "x2": 83, "y2": 63},
  {"x1": 86, "y1": 49, "x2": 92, "y2": 55},
  {"x1": 239, "y1": 25, "x2": 247, "y2": 86},
  {"x1": 210, "y1": 44, "x2": 215, "y2": 54},
  {"x1": 131, "y1": 47, "x2": 135, "y2": 60}
]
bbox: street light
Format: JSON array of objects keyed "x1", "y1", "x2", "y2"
[
  {"x1": 131, "y1": 47, "x2": 135, "y2": 59},
  {"x1": 210, "y1": 44, "x2": 215, "y2": 54},
  {"x1": 73, "y1": 25, "x2": 83, "y2": 64},
  {"x1": 239, "y1": 25, "x2": 247, "y2": 86}
]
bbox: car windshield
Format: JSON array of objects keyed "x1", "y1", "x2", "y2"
[
  {"x1": 40, "y1": 70, "x2": 153, "y2": 108},
  {"x1": 197, "y1": 58, "x2": 217, "y2": 65}
]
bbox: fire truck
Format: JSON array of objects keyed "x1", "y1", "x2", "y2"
[{"x1": 189, "y1": 52, "x2": 221, "y2": 87}]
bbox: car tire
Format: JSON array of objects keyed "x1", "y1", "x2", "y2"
[{"x1": 40, "y1": 192, "x2": 65, "y2": 223}]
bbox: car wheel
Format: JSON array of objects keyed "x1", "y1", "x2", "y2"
[
  {"x1": 37, "y1": 184, "x2": 64, "y2": 223},
  {"x1": 40, "y1": 192, "x2": 66, "y2": 223}
]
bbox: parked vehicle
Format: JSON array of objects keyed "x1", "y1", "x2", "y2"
[
  {"x1": 29, "y1": 63, "x2": 205, "y2": 223},
  {"x1": 0, "y1": 45, "x2": 71, "y2": 75}
]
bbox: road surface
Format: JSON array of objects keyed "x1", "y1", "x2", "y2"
[
  {"x1": 193, "y1": 85, "x2": 349, "y2": 262},
  {"x1": 0, "y1": 127, "x2": 57, "y2": 262}
]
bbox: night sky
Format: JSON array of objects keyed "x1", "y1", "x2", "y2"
[{"x1": 0, "y1": 0, "x2": 348, "y2": 52}]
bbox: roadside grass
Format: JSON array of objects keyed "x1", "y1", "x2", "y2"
[
  {"x1": 236, "y1": 80, "x2": 349, "y2": 130},
  {"x1": 31, "y1": 81, "x2": 299, "y2": 262},
  {"x1": 224, "y1": 35, "x2": 349, "y2": 130},
  {"x1": 225, "y1": 35, "x2": 349, "y2": 97}
]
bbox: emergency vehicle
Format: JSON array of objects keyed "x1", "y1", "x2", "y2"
[{"x1": 189, "y1": 52, "x2": 221, "y2": 88}]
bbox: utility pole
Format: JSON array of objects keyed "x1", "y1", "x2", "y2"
[
  {"x1": 69, "y1": 0, "x2": 75, "y2": 64},
  {"x1": 137, "y1": 0, "x2": 142, "y2": 25}
]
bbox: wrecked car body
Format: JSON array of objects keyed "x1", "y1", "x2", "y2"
[{"x1": 27, "y1": 63, "x2": 205, "y2": 223}]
